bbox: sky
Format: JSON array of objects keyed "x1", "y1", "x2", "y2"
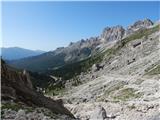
[{"x1": 2, "y1": 1, "x2": 160, "y2": 51}]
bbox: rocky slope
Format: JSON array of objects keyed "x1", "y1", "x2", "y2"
[
  {"x1": 1, "y1": 59, "x2": 75, "y2": 119},
  {"x1": 61, "y1": 74, "x2": 160, "y2": 120},
  {"x1": 47, "y1": 19, "x2": 158, "y2": 84},
  {"x1": 49, "y1": 19, "x2": 160, "y2": 120}
]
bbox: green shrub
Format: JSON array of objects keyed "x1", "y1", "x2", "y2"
[{"x1": 1, "y1": 103, "x2": 22, "y2": 111}]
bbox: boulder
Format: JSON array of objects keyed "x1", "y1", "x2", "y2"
[
  {"x1": 90, "y1": 106, "x2": 107, "y2": 120},
  {"x1": 14, "y1": 109, "x2": 26, "y2": 120},
  {"x1": 92, "y1": 64, "x2": 104, "y2": 72}
]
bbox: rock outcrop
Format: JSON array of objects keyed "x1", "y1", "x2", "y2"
[
  {"x1": 125, "y1": 19, "x2": 153, "y2": 36},
  {"x1": 1, "y1": 59, "x2": 75, "y2": 118},
  {"x1": 90, "y1": 106, "x2": 107, "y2": 120},
  {"x1": 101, "y1": 25, "x2": 125, "y2": 42}
]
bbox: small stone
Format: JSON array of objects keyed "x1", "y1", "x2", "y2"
[{"x1": 107, "y1": 113, "x2": 116, "y2": 119}]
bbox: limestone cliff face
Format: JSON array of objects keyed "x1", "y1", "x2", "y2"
[
  {"x1": 101, "y1": 19, "x2": 153, "y2": 43},
  {"x1": 1, "y1": 59, "x2": 75, "y2": 118},
  {"x1": 101, "y1": 25, "x2": 125, "y2": 42}
]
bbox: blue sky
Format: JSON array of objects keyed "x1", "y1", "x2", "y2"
[{"x1": 2, "y1": 1, "x2": 160, "y2": 51}]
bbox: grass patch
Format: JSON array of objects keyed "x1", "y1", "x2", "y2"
[
  {"x1": 104, "y1": 81, "x2": 127, "y2": 96},
  {"x1": 133, "y1": 79, "x2": 144, "y2": 85},
  {"x1": 128, "y1": 104, "x2": 136, "y2": 110},
  {"x1": 1, "y1": 102, "x2": 35, "y2": 113},
  {"x1": 45, "y1": 87, "x2": 66, "y2": 96},
  {"x1": 71, "y1": 77, "x2": 82, "y2": 86},
  {"x1": 113, "y1": 88, "x2": 142, "y2": 101},
  {"x1": 25, "y1": 107, "x2": 34, "y2": 113},
  {"x1": 145, "y1": 65, "x2": 160, "y2": 75},
  {"x1": 96, "y1": 81, "x2": 127, "y2": 102},
  {"x1": 1, "y1": 103, "x2": 22, "y2": 111},
  {"x1": 120, "y1": 25, "x2": 160, "y2": 47}
]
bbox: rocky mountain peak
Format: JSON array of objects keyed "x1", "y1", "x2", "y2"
[
  {"x1": 101, "y1": 25, "x2": 125, "y2": 42},
  {"x1": 125, "y1": 18, "x2": 153, "y2": 36},
  {"x1": 129, "y1": 19, "x2": 153, "y2": 29},
  {"x1": 69, "y1": 42, "x2": 74, "y2": 46},
  {"x1": 57, "y1": 47, "x2": 65, "y2": 50},
  {"x1": 143, "y1": 18, "x2": 153, "y2": 25}
]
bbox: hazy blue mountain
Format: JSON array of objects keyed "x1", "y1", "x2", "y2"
[
  {"x1": 8, "y1": 37, "x2": 101, "y2": 72},
  {"x1": 1, "y1": 47, "x2": 45, "y2": 60}
]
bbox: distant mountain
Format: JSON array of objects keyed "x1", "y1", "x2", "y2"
[
  {"x1": 1, "y1": 47, "x2": 45, "y2": 60},
  {"x1": 8, "y1": 38, "x2": 101, "y2": 72}
]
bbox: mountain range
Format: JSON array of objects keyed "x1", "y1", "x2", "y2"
[
  {"x1": 8, "y1": 19, "x2": 155, "y2": 72},
  {"x1": 1, "y1": 47, "x2": 45, "y2": 60}
]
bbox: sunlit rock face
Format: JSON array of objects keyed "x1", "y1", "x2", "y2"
[{"x1": 101, "y1": 25, "x2": 125, "y2": 43}]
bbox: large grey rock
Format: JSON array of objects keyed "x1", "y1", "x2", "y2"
[
  {"x1": 14, "y1": 109, "x2": 27, "y2": 120},
  {"x1": 92, "y1": 64, "x2": 104, "y2": 72},
  {"x1": 90, "y1": 106, "x2": 107, "y2": 120}
]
